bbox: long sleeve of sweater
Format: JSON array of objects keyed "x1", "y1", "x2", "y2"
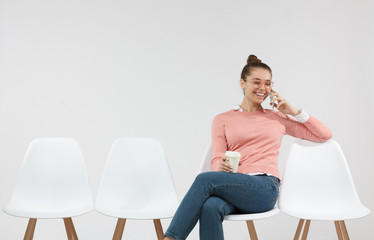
[
  {"x1": 276, "y1": 111, "x2": 332, "y2": 142},
  {"x1": 210, "y1": 108, "x2": 332, "y2": 178}
]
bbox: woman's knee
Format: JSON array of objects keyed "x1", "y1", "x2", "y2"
[
  {"x1": 195, "y1": 171, "x2": 220, "y2": 184},
  {"x1": 201, "y1": 197, "x2": 226, "y2": 219}
]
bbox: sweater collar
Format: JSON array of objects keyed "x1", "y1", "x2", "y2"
[{"x1": 233, "y1": 104, "x2": 264, "y2": 113}]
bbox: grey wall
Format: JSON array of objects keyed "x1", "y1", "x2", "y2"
[{"x1": 1, "y1": 0, "x2": 373, "y2": 239}]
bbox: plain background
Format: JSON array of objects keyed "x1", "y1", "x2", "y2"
[{"x1": 0, "y1": 0, "x2": 373, "y2": 239}]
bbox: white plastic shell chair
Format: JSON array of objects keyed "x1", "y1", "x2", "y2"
[
  {"x1": 279, "y1": 139, "x2": 371, "y2": 240},
  {"x1": 199, "y1": 142, "x2": 280, "y2": 240},
  {"x1": 3, "y1": 138, "x2": 94, "y2": 240},
  {"x1": 95, "y1": 138, "x2": 179, "y2": 240}
]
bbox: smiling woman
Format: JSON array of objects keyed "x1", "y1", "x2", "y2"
[{"x1": 163, "y1": 54, "x2": 332, "y2": 240}]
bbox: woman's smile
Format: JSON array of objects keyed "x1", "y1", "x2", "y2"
[{"x1": 254, "y1": 91, "x2": 267, "y2": 100}]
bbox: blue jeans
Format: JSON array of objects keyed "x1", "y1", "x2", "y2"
[{"x1": 165, "y1": 172, "x2": 279, "y2": 240}]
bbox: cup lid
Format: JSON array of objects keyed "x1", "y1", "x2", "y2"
[{"x1": 225, "y1": 151, "x2": 241, "y2": 157}]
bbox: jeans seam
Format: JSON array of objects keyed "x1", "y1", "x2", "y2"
[
  {"x1": 181, "y1": 209, "x2": 200, "y2": 239},
  {"x1": 218, "y1": 201, "x2": 230, "y2": 218},
  {"x1": 217, "y1": 202, "x2": 229, "y2": 240},
  {"x1": 180, "y1": 183, "x2": 213, "y2": 240},
  {"x1": 212, "y1": 183, "x2": 274, "y2": 191},
  {"x1": 269, "y1": 176, "x2": 280, "y2": 185},
  {"x1": 166, "y1": 187, "x2": 212, "y2": 240},
  {"x1": 267, "y1": 194, "x2": 278, "y2": 210},
  {"x1": 267, "y1": 183, "x2": 279, "y2": 210},
  {"x1": 165, "y1": 231, "x2": 183, "y2": 240}
]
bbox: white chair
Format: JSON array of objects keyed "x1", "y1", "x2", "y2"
[
  {"x1": 3, "y1": 138, "x2": 94, "y2": 240},
  {"x1": 95, "y1": 138, "x2": 179, "y2": 240},
  {"x1": 199, "y1": 142, "x2": 280, "y2": 240},
  {"x1": 279, "y1": 139, "x2": 371, "y2": 240}
]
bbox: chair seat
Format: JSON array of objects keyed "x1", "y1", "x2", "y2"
[
  {"x1": 4, "y1": 195, "x2": 94, "y2": 219},
  {"x1": 224, "y1": 206, "x2": 280, "y2": 221},
  {"x1": 96, "y1": 198, "x2": 179, "y2": 219},
  {"x1": 96, "y1": 207, "x2": 178, "y2": 220},
  {"x1": 3, "y1": 205, "x2": 93, "y2": 219},
  {"x1": 281, "y1": 205, "x2": 370, "y2": 221}
]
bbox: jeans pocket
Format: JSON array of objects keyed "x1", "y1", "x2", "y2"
[
  {"x1": 267, "y1": 177, "x2": 279, "y2": 210},
  {"x1": 267, "y1": 186, "x2": 279, "y2": 210},
  {"x1": 267, "y1": 195, "x2": 278, "y2": 210},
  {"x1": 271, "y1": 176, "x2": 280, "y2": 185}
]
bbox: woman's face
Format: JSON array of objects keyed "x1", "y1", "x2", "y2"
[{"x1": 240, "y1": 67, "x2": 273, "y2": 105}]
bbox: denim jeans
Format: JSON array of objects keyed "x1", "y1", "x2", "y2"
[{"x1": 165, "y1": 172, "x2": 279, "y2": 240}]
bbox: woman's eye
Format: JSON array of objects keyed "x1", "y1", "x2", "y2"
[{"x1": 254, "y1": 81, "x2": 260, "y2": 85}]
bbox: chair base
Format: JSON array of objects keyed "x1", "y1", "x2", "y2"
[
  {"x1": 24, "y1": 218, "x2": 37, "y2": 240},
  {"x1": 294, "y1": 219, "x2": 350, "y2": 240},
  {"x1": 23, "y1": 217, "x2": 78, "y2": 240},
  {"x1": 63, "y1": 218, "x2": 79, "y2": 240},
  {"x1": 246, "y1": 220, "x2": 258, "y2": 240},
  {"x1": 112, "y1": 218, "x2": 164, "y2": 240}
]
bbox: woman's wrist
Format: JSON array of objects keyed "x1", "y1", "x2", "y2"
[
  {"x1": 293, "y1": 109, "x2": 310, "y2": 123},
  {"x1": 290, "y1": 108, "x2": 301, "y2": 116}
]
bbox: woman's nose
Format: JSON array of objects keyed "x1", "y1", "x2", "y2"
[{"x1": 258, "y1": 82, "x2": 266, "y2": 90}]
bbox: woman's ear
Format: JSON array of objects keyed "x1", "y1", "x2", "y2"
[
  {"x1": 240, "y1": 79, "x2": 246, "y2": 95},
  {"x1": 240, "y1": 78, "x2": 245, "y2": 89}
]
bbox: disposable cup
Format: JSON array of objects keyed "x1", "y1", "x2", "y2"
[{"x1": 225, "y1": 151, "x2": 241, "y2": 173}]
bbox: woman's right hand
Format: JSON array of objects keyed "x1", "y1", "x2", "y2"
[{"x1": 218, "y1": 155, "x2": 233, "y2": 172}]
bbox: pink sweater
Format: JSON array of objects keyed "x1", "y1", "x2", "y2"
[{"x1": 211, "y1": 107, "x2": 332, "y2": 179}]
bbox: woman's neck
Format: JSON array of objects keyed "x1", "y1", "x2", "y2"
[{"x1": 240, "y1": 99, "x2": 261, "y2": 112}]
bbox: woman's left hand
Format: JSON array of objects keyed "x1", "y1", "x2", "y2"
[{"x1": 270, "y1": 89, "x2": 300, "y2": 116}]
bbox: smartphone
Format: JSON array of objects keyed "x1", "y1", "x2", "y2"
[{"x1": 270, "y1": 91, "x2": 277, "y2": 109}]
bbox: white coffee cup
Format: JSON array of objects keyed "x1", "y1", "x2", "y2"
[{"x1": 225, "y1": 151, "x2": 241, "y2": 173}]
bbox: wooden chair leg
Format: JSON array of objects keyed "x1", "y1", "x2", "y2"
[
  {"x1": 339, "y1": 221, "x2": 350, "y2": 240},
  {"x1": 24, "y1": 218, "x2": 37, "y2": 240},
  {"x1": 153, "y1": 219, "x2": 164, "y2": 240},
  {"x1": 112, "y1": 218, "x2": 126, "y2": 240},
  {"x1": 64, "y1": 218, "x2": 74, "y2": 240},
  {"x1": 246, "y1": 220, "x2": 258, "y2": 240},
  {"x1": 294, "y1": 219, "x2": 305, "y2": 240},
  {"x1": 66, "y1": 218, "x2": 78, "y2": 240},
  {"x1": 334, "y1": 221, "x2": 344, "y2": 240},
  {"x1": 301, "y1": 220, "x2": 310, "y2": 240}
]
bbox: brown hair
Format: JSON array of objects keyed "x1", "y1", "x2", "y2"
[{"x1": 240, "y1": 54, "x2": 272, "y2": 80}]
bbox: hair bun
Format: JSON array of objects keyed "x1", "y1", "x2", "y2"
[{"x1": 246, "y1": 54, "x2": 262, "y2": 64}]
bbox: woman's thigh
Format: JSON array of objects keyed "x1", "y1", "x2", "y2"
[{"x1": 196, "y1": 172, "x2": 279, "y2": 213}]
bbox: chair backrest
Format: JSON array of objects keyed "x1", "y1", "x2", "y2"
[
  {"x1": 279, "y1": 139, "x2": 370, "y2": 220},
  {"x1": 4, "y1": 138, "x2": 94, "y2": 218},
  {"x1": 95, "y1": 138, "x2": 179, "y2": 219},
  {"x1": 199, "y1": 142, "x2": 212, "y2": 174}
]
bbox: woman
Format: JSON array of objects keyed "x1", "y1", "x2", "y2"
[{"x1": 164, "y1": 54, "x2": 332, "y2": 240}]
